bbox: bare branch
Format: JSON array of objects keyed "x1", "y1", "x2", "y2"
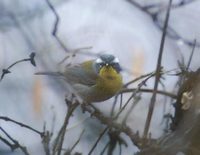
[
  {"x1": 88, "y1": 127, "x2": 108, "y2": 155},
  {"x1": 107, "y1": 130, "x2": 128, "y2": 155},
  {"x1": 81, "y1": 104, "x2": 143, "y2": 148},
  {"x1": 126, "y1": 0, "x2": 200, "y2": 47},
  {"x1": 124, "y1": 71, "x2": 155, "y2": 87},
  {"x1": 121, "y1": 95, "x2": 141, "y2": 126},
  {"x1": 45, "y1": 0, "x2": 69, "y2": 53},
  {"x1": 69, "y1": 129, "x2": 85, "y2": 153},
  {"x1": 120, "y1": 88, "x2": 177, "y2": 99},
  {"x1": 53, "y1": 102, "x2": 79, "y2": 155},
  {"x1": 0, "y1": 127, "x2": 30, "y2": 155},
  {"x1": 142, "y1": 0, "x2": 172, "y2": 145},
  {"x1": 0, "y1": 53, "x2": 36, "y2": 81},
  {"x1": 0, "y1": 135, "x2": 16, "y2": 150},
  {"x1": 42, "y1": 123, "x2": 52, "y2": 155},
  {"x1": 100, "y1": 142, "x2": 109, "y2": 155},
  {"x1": 114, "y1": 69, "x2": 164, "y2": 121},
  {"x1": 143, "y1": 0, "x2": 197, "y2": 11},
  {"x1": 0, "y1": 116, "x2": 43, "y2": 137},
  {"x1": 137, "y1": 68, "x2": 200, "y2": 155},
  {"x1": 186, "y1": 39, "x2": 196, "y2": 71}
]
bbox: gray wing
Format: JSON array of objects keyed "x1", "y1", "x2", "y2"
[{"x1": 63, "y1": 64, "x2": 98, "y2": 86}]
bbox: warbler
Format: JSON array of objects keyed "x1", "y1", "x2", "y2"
[{"x1": 36, "y1": 54, "x2": 123, "y2": 103}]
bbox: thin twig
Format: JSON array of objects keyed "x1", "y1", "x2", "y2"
[
  {"x1": 171, "y1": 0, "x2": 196, "y2": 8},
  {"x1": 126, "y1": 0, "x2": 200, "y2": 47},
  {"x1": 53, "y1": 102, "x2": 79, "y2": 155},
  {"x1": 114, "y1": 92, "x2": 136, "y2": 120},
  {"x1": 186, "y1": 39, "x2": 196, "y2": 71},
  {"x1": 42, "y1": 131, "x2": 52, "y2": 155},
  {"x1": 45, "y1": 0, "x2": 69, "y2": 53},
  {"x1": 100, "y1": 141, "x2": 110, "y2": 155},
  {"x1": 0, "y1": 53, "x2": 36, "y2": 81},
  {"x1": 88, "y1": 127, "x2": 109, "y2": 155},
  {"x1": 110, "y1": 92, "x2": 121, "y2": 117},
  {"x1": 121, "y1": 95, "x2": 141, "y2": 126},
  {"x1": 42, "y1": 123, "x2": 52, "y2": 155},
  {"x1": 113, "y1": 69, "x2": 177, "y2": 124},
  {"x1": 119, "y1": 142, "x2": 122, "y2": 155},
  {"x1": 81, "y1": 105, "x2": 142, "y2": 148},
  {"x1": 0, "y1": 135, "x2": 15, "y2": 150},
  {"x1": 114, "y1": 70, "x2": 161, "y2": 120},
  {"x1": 120, "y1": 88, "x2": 177, "y2": 99},
  {"x1": 119, "y1": 93, "x2": 123, "y2": 109},
  {"x1": 143, "y1": 0, "x2": 197, "y2": 11},
  {"x1": 124, "y1": 68, "x2": 180, "y2": 88},
  {"x1": 142, "y1": 0, "x2": 172, "y2": 145},
  {"x1": 69, "y1": 129, "x2": 85, "y2": 153},
  {"x1": 124, "y1": 72, "x2": 155, "y2": 87},
  {"x1": 107, "y1": 130, "x2": 128, "y2": 155},
  {"x1": 0, "y1": 127, "x2": 29, "y2": 155},
  {"x1": 0, "y1": 116, "x2": 43, "y2": 137},
  {"x1": 58, "y1": 46, "x2": 94, "y2": 65},
  {"x1": 45, "y1": 0, "x2": 59, "y2": 36}
]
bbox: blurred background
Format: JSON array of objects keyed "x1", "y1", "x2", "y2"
[{"x1": 0, "y1": 0, "x2": 200, "y2": 154}]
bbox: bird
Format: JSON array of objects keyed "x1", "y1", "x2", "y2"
[{"x1": 36, "y1": 54, "x2": 123, "y2": 103}]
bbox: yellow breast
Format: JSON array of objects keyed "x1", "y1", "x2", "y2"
[{"x1": 94, "y1": 66, "x2": 123, "y2": 100}]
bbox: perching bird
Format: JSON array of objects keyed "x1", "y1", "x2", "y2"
[{"x1": 36, "y1": 54, "x2": 123, "y2": 103}]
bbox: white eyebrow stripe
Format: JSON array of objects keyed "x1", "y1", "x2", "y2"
[
  {"x1": 113, "y1": 57, "x2": 119, "y2": 63},
  {"x1": 96, "y1": 58, "x2": 103, "y2": 63}
]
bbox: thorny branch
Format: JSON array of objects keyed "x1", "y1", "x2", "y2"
[{"x1": 142, "y1": 0, "x2": 172, "y2": 144}]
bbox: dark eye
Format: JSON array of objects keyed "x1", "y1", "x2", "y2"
[
  {"x1": 98, "y1": 63, "x2": 105, "y2": 68},
  {"x1": 111, "y1": 63, "x2": 121, "y2": 72},
  {"x1": 95, "y1": 63, "x2": 105, "y2": 73},
  {"x1": 99, "y1": 63, "x2": 104, "y2": 67}
]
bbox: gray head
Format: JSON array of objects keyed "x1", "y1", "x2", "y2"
[{"x1": 94, "y1": 54, "x2": 121, "y2": 73}]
